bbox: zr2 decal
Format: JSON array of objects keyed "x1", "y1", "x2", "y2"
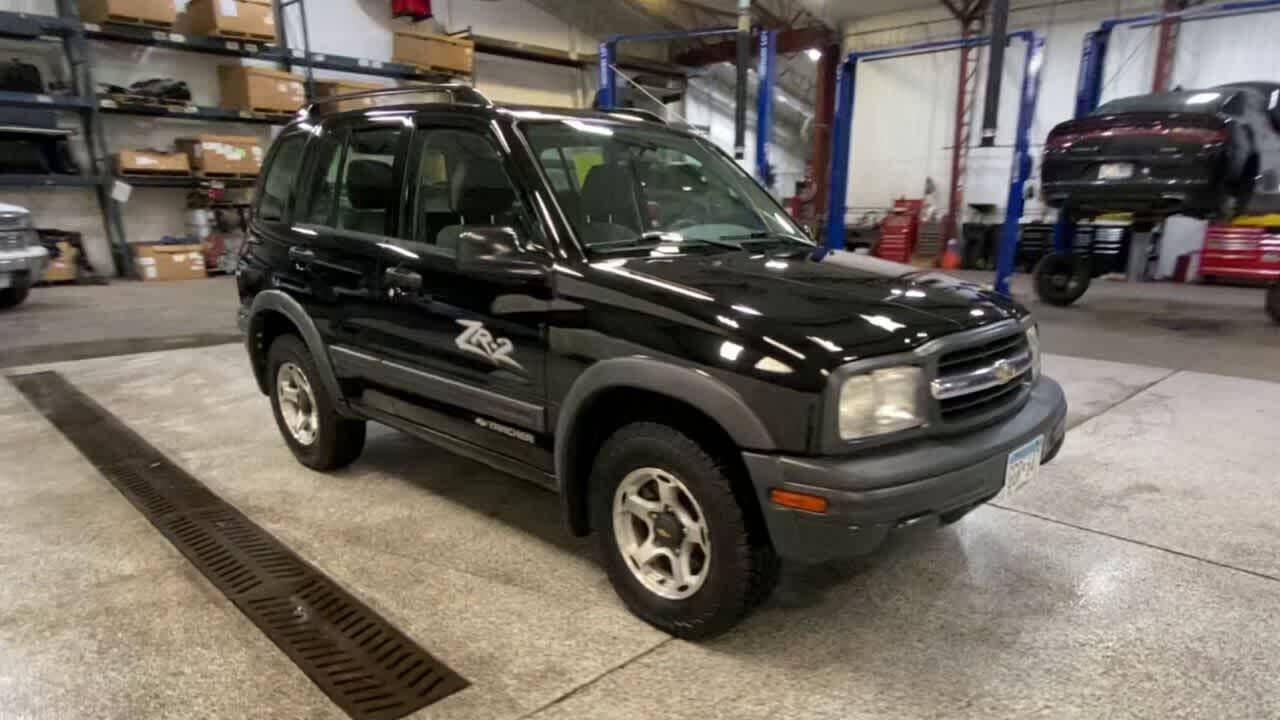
[{"x1": 455, "y1": 319, "x2": 524, "y2": 372}]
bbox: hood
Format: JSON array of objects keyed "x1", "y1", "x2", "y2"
[{"x1": 582, "y1": 248, "x2": 1025, "y2": 372}]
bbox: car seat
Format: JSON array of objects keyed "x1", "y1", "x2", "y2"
[
  {"x1": 578, "y1": 164, "x2": 642, "y2": 244},
  {"x1": 436, "y1": 156, "x2": 517, "y2": 254},
  {"x1": 341, "y1": 159, "x2": 394, "y2": 235}
]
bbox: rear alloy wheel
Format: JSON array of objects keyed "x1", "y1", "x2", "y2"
[
  {"x1": 592, "y1": 422, "x2": 778, "y2": 639},
  {"x1": 1034, "y1": 252, "x2": 1091, "y2": 307},
  {"x1": 267, "y1": 335, "x2": 366, "y2": 471},
  {"x1": 1267, "y1": 283, "x2": 1280, "y2": 325}
]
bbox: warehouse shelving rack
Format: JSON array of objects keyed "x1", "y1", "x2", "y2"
[{"x1": 0, "y1": 0, "x2": 468, "y2": 277}]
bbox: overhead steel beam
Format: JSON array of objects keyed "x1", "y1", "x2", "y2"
[{"x1": 673, "y1": 25, "x2": 831, "y2": 65}]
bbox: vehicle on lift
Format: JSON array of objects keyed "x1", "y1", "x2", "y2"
[
  {"x1": 0, "y1": 202, "x2": 48, "y2": 309},
  {"x1": 1042, "y1": 83, "x2": 1280, "y2": 220},
  {"x1": 237, "y1": 86, "x2": 1069, "y2": 638}
]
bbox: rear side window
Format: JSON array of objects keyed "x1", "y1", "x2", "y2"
[
  {"x1": 336, "y1": 127, "x2": 404, "y2": 236},
  {"x1": 257, "y1": 134, "x2": 307, "y2": 222}
]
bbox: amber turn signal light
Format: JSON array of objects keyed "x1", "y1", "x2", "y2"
[{"x1": 769, "y1": 488, "x2": 828, "y2": 514}]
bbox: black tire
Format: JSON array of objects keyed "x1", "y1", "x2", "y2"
[
  {"x1": 267, "y1": 334, "x2": 366, "y2": 471},
  {"x1": 0, "y1": 284, "x2": 30, "y2": 309},
  {"x1": 1033, "y1": 252, "x2": 1091, "y2": 306},
  {"x1": 1267, "y1": 282, "x2": 1280, "y2": 325},
  {"x1": 590, "y1": 422, "x2": 778, "y2": 639}
]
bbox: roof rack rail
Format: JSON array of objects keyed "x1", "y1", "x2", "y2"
[
  {"x1": 597, "y1": 107, "x2": 667, "y2": 124},
  {"x1": 303, "y1": 84, "x2": 491, "y2": 116}
]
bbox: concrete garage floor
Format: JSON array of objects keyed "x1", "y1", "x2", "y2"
[{"x1": 2, "y1": 275, "x2": 1279, "y2": 719}]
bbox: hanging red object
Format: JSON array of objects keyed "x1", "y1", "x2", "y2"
[{"x1": 392, "y1": 0, "x2": 433, "y2": 21}]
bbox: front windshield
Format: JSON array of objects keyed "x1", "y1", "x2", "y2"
[{"x1": 520, "y1": 119, "x2": 809, "y2": 254}]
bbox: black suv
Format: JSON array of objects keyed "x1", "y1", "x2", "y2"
[{"x1": 238, "y1": 86, "x2": 1068, "y2": 638}]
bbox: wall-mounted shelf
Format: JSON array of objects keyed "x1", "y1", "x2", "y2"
[
  {"x1": 0, "y1": 174, "x2": 103, "y2": 187},
  {"x1": 116, "y1": 175, "x2": 257, "y2": 188},
  {"x1": 98, "y1": 97, "x2": 294, "y2": 125},
  {"x1": 0, "y1": 90, "x2": 94, "y2": 112}
]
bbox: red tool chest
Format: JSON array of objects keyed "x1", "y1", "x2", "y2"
[
  {"x1": 1201, "y1": 225, "x2": 1280, "y2": 283},
  {"x1": 875, "y1": 198, "x2": 922, "y2": 263}
]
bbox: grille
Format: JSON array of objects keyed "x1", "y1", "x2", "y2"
[
  {"x1": 0, "y1": 230, "x2": 25, "y2": 251},
  {"x1": 9, "y1": 371, "x2": 468, "y2": 720},
  {"x1": 936, "y1": 329, "x2": 1031, "y2": 422}
]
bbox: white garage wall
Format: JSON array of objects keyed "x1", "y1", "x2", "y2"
[
  {"x1": 0, "y1": 0, "x2": 803, "y2": 275},
  {"x1": 836, "y1": 0, "x2": 1180, "y2": 223}
]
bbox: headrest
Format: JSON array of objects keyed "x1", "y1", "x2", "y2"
[{"x1": 345, "y1": 159, "x2": 393, "y2": 210}]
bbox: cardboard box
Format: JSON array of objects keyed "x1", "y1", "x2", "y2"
[
  {"x1": 217, "y1": 65, "x2": 304, "y2": 113},
  {"x1": 393, "y1": 29, "x2": 474, "y2": 75},
  {"x1": 182, "y1": 0, "x2": 276, "y2": 41},
  {"x1": 133, "y1": 244, "x2": 207, "y2": 281},
  {"x1": 176, "y1": 134, "x2": 264, "y2": 176},
  {"x1": 313, "y1": 80, "x2": 390, "y2": 109},
  {"x1": 80, "y1": 0, "x2": 178, "y2": 27},
  {"x1": 115, "y1": 150, "x2": 191, "y2": 175},
  {"x1": 41, "y1": 241, "x2": 77, "y2": 283}
]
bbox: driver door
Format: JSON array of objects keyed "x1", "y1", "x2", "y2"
[{"x1": 346, "y1": 117, "x2": 553, "y2": 468}]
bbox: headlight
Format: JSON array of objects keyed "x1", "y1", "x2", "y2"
[
  {"x1": 838, "y1": 366, "x2": 924, "y2": 440},
  {"x1": 1026, "y1": 325, "x2": 1042, "y2": 381}
]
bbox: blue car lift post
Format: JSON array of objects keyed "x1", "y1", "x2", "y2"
[
  {"x1": 822, "y1": 31, "x2": 1046, "y2": 297},
  {"x1": 1049, "y1": 0, "x2": 1280, "y2": 299},
  {"x1": 597, "y1": 26, "x2": 782, "y2": 189}
]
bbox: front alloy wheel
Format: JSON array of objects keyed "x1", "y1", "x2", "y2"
[
  {"x1": 591, "y1": 422, "x2": 779, "y2": 639},
  {"x1": 276, "y1": 361, "x2": 319, "y2": 446},
  {"x1": 613, "y1": 467, "x2": 711, "y2": 600}
]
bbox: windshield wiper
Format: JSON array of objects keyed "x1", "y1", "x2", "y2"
[
  {"x1": 589, "y1": 231, "x2": 742, "y2": 254},
  {"x1": 717, "y1": 230, "x2": 814, "y2": 247}
]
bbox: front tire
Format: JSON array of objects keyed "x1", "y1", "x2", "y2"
[
  {"x1": 0, "y1": 284, "x2": 30, "y2": 309},
  {"x1": 590, "y1": 422, "x2": 778, "y2": 639},
  {"x1": 267, "y1": 335, "x2": 366, "y2": 471}
]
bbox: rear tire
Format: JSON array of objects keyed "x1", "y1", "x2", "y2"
[
  {"x1": 0, "y1": 284, "x2": 30, "y2": 309},
  {"x1": 1267, "y1": 282, "x2": 1280, "y2": 325},
  {"x1": 1034, "y1": 252, "x2": 1091, "y2": 306},
  {"x1": 590, "y1": 422, "x2": 778, "y2": 639},
  {"x1": 267, "y1": 334, "x2": 366, "y2": 471}
]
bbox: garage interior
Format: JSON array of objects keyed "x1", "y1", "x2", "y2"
[{"x1": 2, "y1": 0, "x2": 1280, "y2": 718}]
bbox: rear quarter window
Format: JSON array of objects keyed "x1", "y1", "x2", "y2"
[{"x1": 256, "y1": 133, "x2": 308, "y2": 223}]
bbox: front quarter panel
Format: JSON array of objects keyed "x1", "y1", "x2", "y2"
[{"x1": 545, "y1": 269, "x2": 823, "y2": 455}]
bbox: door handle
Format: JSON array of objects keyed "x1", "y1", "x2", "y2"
[
  {"x1": 288, "y1": 246, "x2": 316, "y2": 262},
  {"x1": 384, "y1": 267, "x2": 424, "y2": 295}
]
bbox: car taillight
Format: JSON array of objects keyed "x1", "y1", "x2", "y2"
[{"x1": 1047, "y1": 124, "x2": 1227, "y2": 149}]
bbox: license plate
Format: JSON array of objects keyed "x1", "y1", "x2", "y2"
[
  {"x1": 1005, "y1": 435, "x2": 1044, "y2": 495},
  {"x1": 1098, "y1": 162, "x2": 1134, "y2": 180},
  {"x1": 0, "y1": 273, "x2": 10, "y2": 289}
]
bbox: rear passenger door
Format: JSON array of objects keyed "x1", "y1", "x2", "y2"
[{"x1": 290, "y1": 116, "x2": 412, "y2": 350}]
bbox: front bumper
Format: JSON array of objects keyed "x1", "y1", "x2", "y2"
[
  {"x1": 0, "y1": 246, "x2": 48, "y2": 286},
  {"x1": 744, "y1": 377, "x2": 1067, "y2": 563}
]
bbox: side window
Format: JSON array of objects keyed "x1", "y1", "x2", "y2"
[
  {"x1": 410, "y1": 128, "x2": 531, "y2": 255},
  {"x1": 336, "y1": 126, "x2": 405, "y2": 236},
  {"x1": 299, "y1": 129, "x2": 343, "y2": 226},
  {"x1": 256, "y1": 134, "x2": 307, "y2": 222},
  {"x1": 538, "y1": 147, "x2": 573, "y2": 192}
]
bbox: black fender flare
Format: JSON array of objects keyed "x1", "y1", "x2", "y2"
[
  {"x1": 245, "y1": 290, "x2": 352, "y2": 414},
  {"x1": 554, "y1": 357, "x2": 776, "y2": 535}
]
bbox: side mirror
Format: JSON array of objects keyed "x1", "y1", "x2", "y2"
[{"x1": 456, "y1": 226, "x2": 544, "y2": 281}]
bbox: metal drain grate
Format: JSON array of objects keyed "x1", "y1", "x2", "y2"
[{"x1": 10, "y1": 371, "x2": 468, "y2": 720}]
